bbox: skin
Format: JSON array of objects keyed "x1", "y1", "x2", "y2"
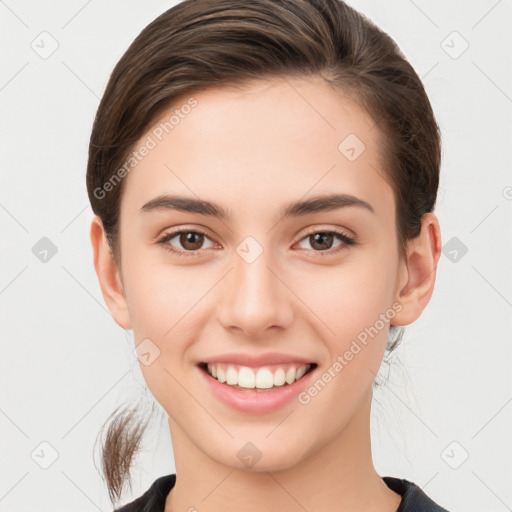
[{"x1": 91, "y1": 75, "x2": 441, "y2": 512}]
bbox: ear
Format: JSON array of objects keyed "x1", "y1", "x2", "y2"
[
  {"x1": 90, "y1": 215, "x2": 132, "y2": 330},
  {"x1": 392, "y1": 212, "x2": 441, "y2": 326}
]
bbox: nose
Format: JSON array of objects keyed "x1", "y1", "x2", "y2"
[{"x1": 216, "y1": 246, "x2": 294, "y2": 338}]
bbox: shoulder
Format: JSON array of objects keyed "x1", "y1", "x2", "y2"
[
  {"x1": 383, "y1": 476, "x2": 451, "y2": 512},
  {"x1": 114, "y1": 474, "x2": 176, "y2": 512},
  {"x1": 114, "y1": 473, "x2": 451, "y2": 512}
]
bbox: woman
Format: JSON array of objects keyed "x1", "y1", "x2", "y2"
[{"x1": 87, "y1": 0, "x2": 449, "y2": 510}]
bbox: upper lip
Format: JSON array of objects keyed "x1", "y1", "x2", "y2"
[{"x1": 200, "y1": 352, "x2": 316, "y2": 368}]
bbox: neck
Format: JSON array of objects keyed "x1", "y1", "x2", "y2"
[{"x1": 165, "y1": 391, "x2": 401, "y2": 512}]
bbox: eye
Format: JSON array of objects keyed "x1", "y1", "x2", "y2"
[
  {"x1": 157, "y1": 228, "x2": 217, "y2": 256},
  {"x1": 296, "y1": 229, "x2": 356, "y2": 254},
  {"x1": 157, "y1": 227, "x2": 356, "y2": 257}
]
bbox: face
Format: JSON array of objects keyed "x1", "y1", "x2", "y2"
[{"x1": 105, "y1": 75, "x2": 411, "y2": 471}]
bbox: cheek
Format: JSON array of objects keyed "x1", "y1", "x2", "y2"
[
  {"x1": 300, "y1": 252, "x2": 397, "y2": 340},
  {"x1": 293, "y1": 249, "x2": 399, "y2": 405},
  {"x1": 125, "y1": 240, "x2": 398, "y2": 351},
  {"x1": 124, "y1": 235, "x2": 398, "y2": 391},
  {"x1": 291, "y1": 265, "x2": 396, "y2": 426},
  {"x1": 123, "y1": 250, "x2": 200, "y2": 333},
  {"x1": 122, "y1": 254, "x2": 215, "y2": 387}
]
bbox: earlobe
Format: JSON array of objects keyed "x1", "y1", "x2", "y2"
[
  {"x1": 90, "y1": 215, "x2": 132, "y2": 330},
  {"x1": 392, "y1": 213, "x2": 442, "y2": 326}
]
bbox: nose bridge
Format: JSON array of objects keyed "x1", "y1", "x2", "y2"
[{"x1": 217, "y1": 237, "x2": 292, "y2": 335}]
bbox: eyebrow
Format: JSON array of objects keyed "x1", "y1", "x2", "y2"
[{"x1": 140, "y1": 193, "x2": 375, "y2": 220}]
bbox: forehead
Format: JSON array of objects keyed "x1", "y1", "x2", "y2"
[{"x1": 119, "y1": 75, "x2": 393, "y2": 222}]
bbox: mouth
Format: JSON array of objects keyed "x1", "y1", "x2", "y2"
[{"x1": 198, "y1": 361, "x2": 318, "y2": 392}]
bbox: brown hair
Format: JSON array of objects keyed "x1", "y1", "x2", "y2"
[{"x1": 87, "y1": 0, "x2": 441, "y2": 505}]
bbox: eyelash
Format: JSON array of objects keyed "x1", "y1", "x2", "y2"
[{"x1": 157, "y1": 227, "x2": 356, "y2": 257}]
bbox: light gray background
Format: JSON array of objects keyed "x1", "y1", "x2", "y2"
[{"x1": 1, "y1": 1, "x2": 511, "y2": 511}]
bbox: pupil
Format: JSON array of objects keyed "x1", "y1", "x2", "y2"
[
  {"x1": 182, "y1": 232, "x2": 203, "y2": 250},
  {"x1": 312, "y1": 233, "x2": 332, "y2": 250}
]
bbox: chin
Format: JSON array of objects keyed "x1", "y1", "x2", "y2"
[{"x1": 206, "y1": 436, "x2": 312, "y2": 474}]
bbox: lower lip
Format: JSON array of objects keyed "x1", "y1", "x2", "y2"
[{"x1": 197, "y1": 364, "x2": 317, "y2": 414}]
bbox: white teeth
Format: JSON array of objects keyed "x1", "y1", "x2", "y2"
[
  {"x1": 205, "y1": 363, "x2": 312, "y2": 389},
  {"x1": 255, "y1": 368, "x2": 274, "y2": 389},
  {"x1": 207, "y1": 363, "x2": 217, "y2": 378},
  {"x1": 238, "y1": 367, "x2": 256, "y2": 388},
  {"x1": 285, "y1": 367, "x2": 296, "y2": 384},
  {"x1": 273, "y1": 368, "x2": 285, "y2": 386},
  {"x1": 226, "y1": 365, "x2": 238, "y2": 385},
  {"x1": 296, "y1": 365, "x2": 307, "y2": 380},
  {"x1": 217, "y1": 366, "x2": 226, "y2": 383}
]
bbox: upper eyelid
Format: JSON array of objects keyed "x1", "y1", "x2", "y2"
[
  {"x1": 158, "y1": 225, "x2": 355, "y2": 250},
  {"x1": 158, "y1": 226, "x2": 217, "y2": 244}
]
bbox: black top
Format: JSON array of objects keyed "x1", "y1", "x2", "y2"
[{"x1": 114, "y1": 474, "x2": 450, "y2": 512}]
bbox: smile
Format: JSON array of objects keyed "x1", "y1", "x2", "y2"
[
  {"x1": 197, "y1": 359, "x2": 318, "y2": 413},
  {"x1": 200, "y1": 362, "x2": 316, "y2": 390}
]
